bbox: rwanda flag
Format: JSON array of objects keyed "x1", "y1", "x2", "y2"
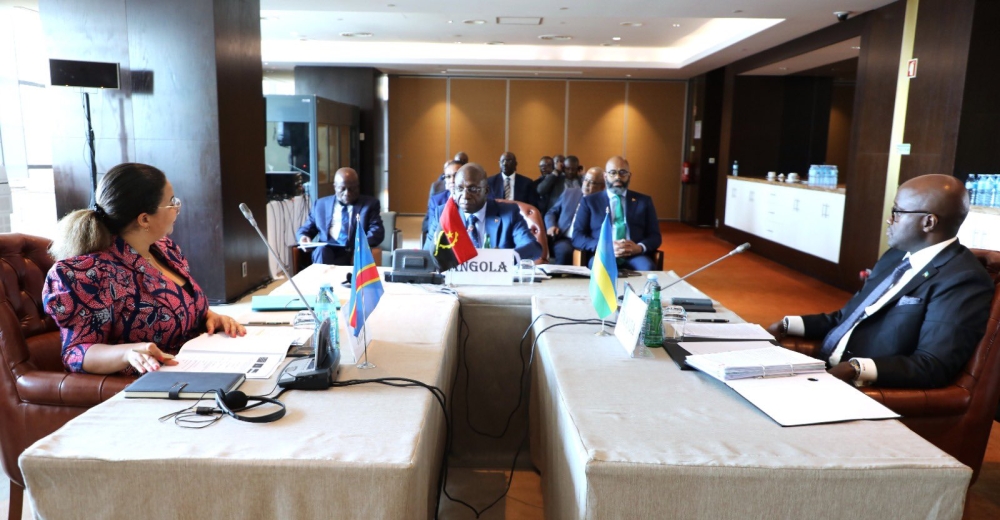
[
  {"x1": 589, "y1": 213, "x2": 618, "y2": 319},
  {"x1": 347, "y1": 220, "x2": 384, "y2": 337}
]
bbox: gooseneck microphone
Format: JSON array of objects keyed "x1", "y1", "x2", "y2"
[
  {"x1": 239, "y1": 203, "x2": 319, "y2": 323},
  {"x1": 660, "y1": 242, "x2": 751, "y2": 291}
]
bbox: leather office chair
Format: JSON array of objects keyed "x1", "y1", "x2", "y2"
[
  {"x1": 500, "y1": 200, "x2": 549, "y2": 264},
  {"x1": 378, "y1": 211, "x2": 403, "y2": 267},
  {"x1": 782, "y1": 248, "x2": 1000, "y2": 484},
  {"x1": 0, "y1": 234, "x2": 132, "y2": 519},
  {"x1": 573, "y1": 248, "x2": 665, "y2": 270}
]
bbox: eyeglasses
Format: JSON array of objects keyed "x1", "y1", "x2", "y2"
[
  {"x1": 605, "y1": 170, "x2": 631, "y2": 179},
  {"x1": 890, "y1": 207, "x2": 931, "y2": 222},
  {"x1": 161, "y1": 196, "x2": 182, "y2": 210},
  {"x1": 453, "y1": 185, "x2": 485, "y2": 195}
]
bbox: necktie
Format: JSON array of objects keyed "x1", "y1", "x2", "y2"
[
  {"x1": 504, "y1": 176, "x2": 513, "y2": 200},
  {"x1": 612, "y1": 195, "x2": 626, "y2": 240},
  {"x1": 818, "y1": 256, "x2": 913, "y2": 362},
  {"x1": 467, "y1": 215, "x2": 481, "y2": 248},
  {"x1": 338, "y1": 204, "x2": 350, "y2": 245}
]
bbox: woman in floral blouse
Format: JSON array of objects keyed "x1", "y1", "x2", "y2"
[{"x1": 43, "y1": 163, "x2": 245, "y2": 375}]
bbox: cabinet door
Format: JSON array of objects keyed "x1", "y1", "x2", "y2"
[
  {"x1": 760, "y1": 186, "x2": 783, "y2": 243},
  {"x1": 816, "y1": 192, "x2": 845, "y2": 262}
]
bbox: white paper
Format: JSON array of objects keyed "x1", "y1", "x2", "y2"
[
  {"x1": 726, "y1": 372, "x2": 900, "y2": 426},
  {"x1": 237, "y1": 311, "x2": 298, "y2": 326},
  {"x1": 613, "y1": 288, "x2": 649, "y2": 358},
  {"x1": 682, "y1": 322, "x2": 774, "y2": 340},
  {"x1": 181, "y1": 327, "x2": 310, "y2": 356},
  {"x1": 160, "y1": 352, "x2": 283, "y2": 379},
  {"x1": 685, "y1": 346, "x2": 825, "y2": 381},
  {"x1": 679, "y1": 340, "x2": 777, "y2": 356},
  {"x1": 297, "y1": 242, "x2": 329, "y2": 249}
]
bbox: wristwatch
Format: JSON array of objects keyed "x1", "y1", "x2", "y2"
[{"x1": 848, "y1": 358, "x2": 862, "y2": 381}]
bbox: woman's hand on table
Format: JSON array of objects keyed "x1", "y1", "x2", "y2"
[
  {"x1": 205, "y1": 310, "x2": 247, "y2": 337},
  {"x1": 125, "y1": 343, "x2": 177, "y2": 374}
]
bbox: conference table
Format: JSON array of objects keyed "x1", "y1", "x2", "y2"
[{"x1": 19, "y1": 264, "x2": 971, "y2": 519}]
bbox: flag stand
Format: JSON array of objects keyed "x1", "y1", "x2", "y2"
[
  {"x1": 356, "y1": 274, "x2": 376, "y2": 369},
  {"x1": 595, "y1": 318, "x2": 611, "y2": 336}
]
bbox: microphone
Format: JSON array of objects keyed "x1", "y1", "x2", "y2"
[
  {"x1": 660, "y1": 242, "x2": 751, "y2": 291},
  {"x1": 238, "y1": 202, "x2": 319, "y2": 323}
]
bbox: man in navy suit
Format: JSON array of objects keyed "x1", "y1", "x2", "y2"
[
  {"x1": 422, "y1": 160, "x2": 462, "y2": 238},
  {"x1": 546, "y1": 167, "x2": 605, "y2": 265},
  {"x1": 298, "y1": 167, "x2": 385, "y2": 265},
  {"x1": 426, "y1": 162, "x2": 542, "y2": 261},
  {"x1": 487, "y1": 152, "x2": 538, "y2": 208},
  {"x1": 537, "y1": 155, "x2": 583, "y2": 216},
  {"x1": 768, "y1": 174, "x2": 993, "y2": 388},
  {"x1": 572, "y1": 156, "x2": 662, "y2": 270}
]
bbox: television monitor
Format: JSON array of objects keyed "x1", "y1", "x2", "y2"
[{"x1": 49, "y1": 59, "x2": 120, "y2": 89}]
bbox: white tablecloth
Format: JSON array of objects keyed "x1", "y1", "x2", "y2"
[
  {"x1": 530, "y1": 295, "x2": 971, "y2": 520},
  {"x1": 20, "y1": 293, "x2": 459, "y2": 520}
]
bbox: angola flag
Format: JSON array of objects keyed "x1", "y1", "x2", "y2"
[
  {"x1": 432, "y1": 197, "x2": 478, "y2": 271},
  {"x1": 347, "y1": 220, "x2": 384, "y2": 337},
  {"x1": 589, "y1": 212, "x2": 619, "y2": 319}
]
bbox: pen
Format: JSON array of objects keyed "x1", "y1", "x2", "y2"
[{"x1": 694, "y1": 319, "x2": 729, "y2": 323}]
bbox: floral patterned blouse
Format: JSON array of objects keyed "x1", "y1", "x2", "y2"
[{"x1": 43, "y1": 235, "x2": 209, "y2": 374}]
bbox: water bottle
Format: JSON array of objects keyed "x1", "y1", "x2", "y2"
[
  {"x1": 641, "y1": 274, "x2": 664, "y2": 347},
  {"x1": 976, "y1": 175, "x2": 990, "y2": 206},
  {"x1": 988, "y1": 174, "x2": 998, "y2": 208},
  {"x1": 830, "y1": 165, "x2": 839, "y2": 187},
  {"x1": 732, "y1": 160, "x2": 739, "y2": 177},
  {"x1": 966, "y1": 174, "x2": 977, "y2": 205},
  {"x1": 316, "y1": 283, "x2": 340, "y2": 352},
  {"x1": 807, "y1": 165, "x2": 816, "y2": 185}
]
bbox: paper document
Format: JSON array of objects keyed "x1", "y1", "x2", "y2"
[
  {"x1": 679, "y1": 340, "x2": 777, "y2": 356},
  {"x1": 161, "y1": 327, "x2": 311, "y2": 379},
  {"x1": 297, "y1": 242, "x2": 329, "y2": 249},
  {"x1": 237, "y1": 311, "x2": 298, "y2": 326},
  {"x1": 685, "y1": 346, "x2": 825, "y2": 381},
  {"x1": 727, "y1": 372, "x2": 900, "y2": 426},
  {"x1": 537, "y1": 264, "x2": 591, "y2": 277},
  {"x1": 682, "y1": 322, "x2": 774, "y2": 340}
]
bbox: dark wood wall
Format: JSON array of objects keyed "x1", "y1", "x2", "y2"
[
  {"x1": 41, "y1": 0, "x2": 268, "y2": 303},
  {"x1": 954, "y1": 0, "x2": 1000, "y2": 177},
  {"x1": 293, "y1": 67, "x2": 383, "y2": 197},
  {"x1": 681, "y1": 67, "x2": 724, "y2": 226},
  {"x1": 716, "y1": 1, "x2": 907, "y2": 292}
]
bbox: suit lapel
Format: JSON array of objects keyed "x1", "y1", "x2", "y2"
[
  {"x1": 484, "y1": 200, "x2": 501, "y2": 248},
  {"x1": 879, "y1": 242, "x2": 961, "y2": 309}
]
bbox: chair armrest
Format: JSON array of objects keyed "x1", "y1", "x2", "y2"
[
  {"x1": 860, "y1": 385, "x2": 971, "y2": 417},
  {"x1": 779, "y1": 337, "x2": 822, "y2": 358},
  {"x1": 16, "y1": 370, "x2": 133, "y2": 407}
]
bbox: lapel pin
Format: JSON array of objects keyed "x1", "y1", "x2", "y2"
[{"x1": 923, "y1": 272, "x2": 929, "y2": 278}]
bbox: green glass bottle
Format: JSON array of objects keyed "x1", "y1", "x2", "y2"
[{"x1": 642, "y1": 274, "x2": 664, "y2": 347}]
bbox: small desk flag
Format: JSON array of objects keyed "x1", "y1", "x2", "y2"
[
  {"x1": 589, "y1": 213, "x2": 619, "y2": 319},
  {"x1": 347, "y1": 219, "x2": 384, "y2": 337}
]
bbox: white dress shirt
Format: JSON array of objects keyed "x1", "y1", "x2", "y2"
[{"x1": 328, "y1": 202, "x2": 353, "y2": 245}]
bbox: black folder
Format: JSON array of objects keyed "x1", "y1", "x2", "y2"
[{"x1": 124, "y1": 371, "x2": 245, "y2": 399}]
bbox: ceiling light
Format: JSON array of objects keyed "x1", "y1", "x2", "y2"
[
  {"x1": 851, "y1": 46, "x2": 861, "y2": 49},
  {"x1": 539, "y1": 35, "x2": 573, "y2": 41},
  {"x1": 497, "y1": 17, "x2": 542, "y2": 25},
  {"x1": 387, "y1": 3, "x2": 395, "y2": 6},
  {"x1": 464, "y1": 19, "x2": 487, "y2": 25},
  {"x1": 486, "y1": 41, "x2": 505, "y2": 45},
  {"x1": 340, "y1": 32, "x2": 373, "y2": 38},
  {"x1": 626, "y1": 74, "x2": 632, "y2": 77},
  {"x1": 733, "y1": 10, "x2": 743, "y2": 14},
  {"x1": 778, "y1": 67, "x2": 787, "y2": 70},
  {"x1": 447, "y1": 20, "x2": 453, "y2": 24},
  {"x1": 672, "y1": 24, "x2": 681, "y2": 28},
  {"x1": 620, "y1": 22, "x2": 643, "y2": 27},
  {"x1": 454, "y1": 41, "x2": 462, "y2": 44},
  {"x1": 612, "y1": 37, "x2": 621, "y2": 41},
  {"x1": 601, "y1": 43, "x2": 620, "y2": 47},
  {"x1": 560, "y1": 6, "x2": 569, "y2": 10}
]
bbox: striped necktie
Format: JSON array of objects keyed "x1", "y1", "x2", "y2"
[{"x1": 504, "y1": 175, "x2": 513, "y2": 200}]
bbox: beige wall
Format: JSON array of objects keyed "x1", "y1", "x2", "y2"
[{"x1": 388, "y1": 76, "x2": 687, "y2": 219}]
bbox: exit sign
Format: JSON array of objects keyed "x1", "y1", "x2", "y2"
[{"x1": 907, "y1": 59, "x2": 918, "y2": 78}]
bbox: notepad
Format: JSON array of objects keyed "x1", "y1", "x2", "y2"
[
  {"x1": 681, "y1": 322, "x2": 774, "y2": 340},
  {"x1": 124, "y1": 371, "x2": 244, "y2": 399},
  {"x1": 685, "y1": 346, "x2": 826, "y2": 381}
]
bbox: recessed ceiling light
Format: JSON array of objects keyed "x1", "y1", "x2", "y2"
[
  {"x1": 387, "y1": 3, "x2": 395, "y2": 6},
  {"x1": 464, "y1": 19, "x2": 487, "y2": 25},
  {"x1": 486, "y1": 41, "x2": 505, "y2": 45},
  {"x1": 778, "y1": 67, "x2": 787, "y2": 70},
  {"x1": 851, "y1": 46, "x2": 861, "y2": 49},
  {"x1": 626, "y1": 74, "x2": 632, "y2": 77},
  {"x1": 441, "y1": 70, "x2": 446, "y2": 73},
  {"x1": 454, "y1": 41, "x2": 462, "y2": 44},
  {"x1": 560, "y1": 6, "x2": 569, "y2": 10},
  {"x1": 600, "y1": 43, "x2": 620, "y2": 47},
  {"x1": 620, "y1": 22, "x2": 643, "y2": 27},
  {"x1": 447, "y1": 20, "x2": 453, "y2": 24},
  {"x1": 672, "y1": 24, "x2": 681, "y2": 28},
  {"x1": 733, "y1": 10, "x2": 743, "y2": 14},
  {"x1": 340, "y1": 32, "x2": 373, "y2": 37},
  {"x1": 539, "y1": 34, "x2": 573, "y2": 41},
  {"x1": 612, "y1": 36, "x2": 621, "y2": 41}
]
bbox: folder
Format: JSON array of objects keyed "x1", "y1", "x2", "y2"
[
  {"x1": 124, "y1": 371, "x2": 245, "y2": 399},
  {"x1": 251, "y1": 295, "x2": 315, "y2": 312}
]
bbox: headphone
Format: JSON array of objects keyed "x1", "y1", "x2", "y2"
[{"x1": 195, "y1": 389, "x2": 286, "y2": 423}]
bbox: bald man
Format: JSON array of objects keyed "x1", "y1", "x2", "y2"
[
  {"x1": 769, "y1": 174, "x2": 993, "y2": 388},
  {"x1": 298, "y1": 167, "x2": 384, "y2": 265},
  {"x1": 572, "y1": 156, "x2": 662, "y2": 270}
]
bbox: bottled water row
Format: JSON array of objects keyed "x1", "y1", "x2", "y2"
[
  {"x1": 808, "y1": 165, "x2": 839, "y2": 187},
  {"x1": 967, "y1": 174, "x2": 999, "y2": 208}
]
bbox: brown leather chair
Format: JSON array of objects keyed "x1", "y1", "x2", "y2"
[
  {"x1": 288, "y1": 244, "x2": 383, "y2": 275},
  {"x1": 0, "y1": 234, "x2": 132, "y2": 519},
  {"x1": 501, "y1": 200, "x2": 549, "y2": 264},
  {"x1": 782, "y1": 248, "x2": 1000, "y2": 484},
  {"x1": 573, "y1": 248, "x2": 665, "y2": 270}
]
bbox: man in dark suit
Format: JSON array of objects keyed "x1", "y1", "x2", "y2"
[
  {"x1": 422, "y1": 160, "x2": 463, "y2": 238},
  {"x1": 427, "y1": 162, "x2": 542, "y2": 261},
  {"x1": 546, "y1": 167, "x2": 605, "y2": 265},
  {"x1": 298, "y1": 167, "x2": 385, "y2": 265},
  {"x1": 428, "y1": 151, "x2": 468, "y2": 198},
  {"x1": 487, "y1": 152, "x2": 538, "y2": 208},
  {"x1": 572, "y1": 156, "x2": 661, "y2": 270},
  {"x1": 536, "y1": 155, "x2": 583, "y2": 216},
  {"x1": 768, "y1": 174, "x2": 993, "y2": 388}
]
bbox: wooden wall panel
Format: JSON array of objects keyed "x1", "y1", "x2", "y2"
[
  {"x1": 626, "y1": 81, "x2": 686, "y2": 220},
  {"x1": 567, "y1": 81, "x2": 626, "y2": 174},
  {"x1": 388, "y1": 76, "x2": 447, "y2": 214},
  {"x1": 826, "y1": 84, "x2": 855, "y2": 173},
  {"x1": 449, "y1": 79, "x2": 506, "y2": 174},
  {"x1": 508, "y1": 80, "x2": 566, "y2": 173}
]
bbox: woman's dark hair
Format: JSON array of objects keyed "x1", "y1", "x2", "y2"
[{"x1": 50, "y1": 163, "x2": 167, "y2": 259}]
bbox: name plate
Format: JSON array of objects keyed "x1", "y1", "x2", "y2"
[
  {"x1": 614, "y1": 287, "x2": 651, "y2": 358},
  {"x1": 446, "y1": 248, "x2": 516, "y2": 286}
]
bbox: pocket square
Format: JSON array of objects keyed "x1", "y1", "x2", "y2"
[{"x1": 898, "y1": 295, "x2": 923, "y2": 306}]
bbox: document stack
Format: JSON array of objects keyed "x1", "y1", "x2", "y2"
[{"x1": 685, "y1": 346, "x2": 826, "y2": 382}]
